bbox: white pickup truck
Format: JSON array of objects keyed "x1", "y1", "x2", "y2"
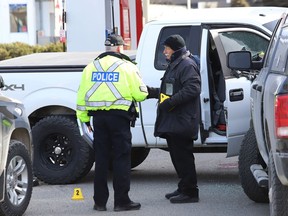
[{"x1": 0, "y1": 7, "x2": 286, "y2": 184}]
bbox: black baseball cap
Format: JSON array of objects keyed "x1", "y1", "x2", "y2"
[{"x1": 105, "y1": 34, "x2": 125, "y2": 46}]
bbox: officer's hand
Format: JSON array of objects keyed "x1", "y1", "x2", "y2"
[
  {"x1": 146, "y1": 86, "x2": 159, "y2": 99},
  {"x1": 159, "y1": 99, "x2": 174, "y2": 112}
]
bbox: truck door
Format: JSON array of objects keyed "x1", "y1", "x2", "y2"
[
  {"x1": 209, "y1": 27, "x2": 270, "y2": 156},
  {"x1": 138, "y1": 24, "x2": 202, "y2": 147},
  {"x1": 251, "y1": 18, "x2": 283, "y2": 163},
  {"x1": 198, "y1": 29, "x2": 212, "y2": 132}
]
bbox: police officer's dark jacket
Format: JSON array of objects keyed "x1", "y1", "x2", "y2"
[{"x1": 154, "y1": 47, "x2": 201, "y2": 140}]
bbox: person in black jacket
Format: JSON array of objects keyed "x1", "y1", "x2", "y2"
[{"x1": 147, "y1": 34, "x2": 201, "y2": 203}]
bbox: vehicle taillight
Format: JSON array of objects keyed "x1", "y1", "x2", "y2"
[{"x1": 275, "y1": 95, "x2": 288, "y2": 138}]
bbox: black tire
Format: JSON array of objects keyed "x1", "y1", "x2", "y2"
[
  {"x1": 32, "y1": 116, "x2": 94, "y2": 184},
  {"x1": 131, "y1": 148, "x2": 150, "y2": 169},
  {"x1": 269, "y1": 152, "x2": 288, "y2": 216},
  {"x1": 0, "y1": 140, "x2": 33, "y2": 216},
  {"x1": 238, "y1": 126, "x2": 269, "y2": 203}
]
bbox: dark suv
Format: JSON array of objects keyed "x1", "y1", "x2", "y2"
[
  {"x1": 0, "y1": 75, "x2": 33, "y2": 216},
  {"x1": 227, "y1": 11, "x2": 288, "y2": 216}
]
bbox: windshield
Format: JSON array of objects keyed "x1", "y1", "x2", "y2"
[{"x1": 219, "y1": 31, "x2": 269, "y2": 61}]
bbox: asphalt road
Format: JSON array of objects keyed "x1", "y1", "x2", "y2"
[{"x1": 25, "y1": 149, "x2": 268, "y2": 216}]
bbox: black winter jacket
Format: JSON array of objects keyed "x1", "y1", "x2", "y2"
[{"x1": 154, "y1": 48, "x2": 201, "y2": 140}]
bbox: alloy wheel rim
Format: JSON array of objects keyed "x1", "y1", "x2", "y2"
[{"x1": 6, "y1": 155, "x2": 28, "y2": 205}]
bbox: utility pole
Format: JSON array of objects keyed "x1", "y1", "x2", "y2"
[
  {"x1": 111, "y1": 0, "x2": 116, "y2": 34},
  {"x1": 142, "y1": 0, "x2": 150, "y2": 24},
  {"x1": 61, "y1": 0, "x2": 66, "y2": 51},
  {"x1": 187, "y1": 0, "x2": 191, "y2": 9}
]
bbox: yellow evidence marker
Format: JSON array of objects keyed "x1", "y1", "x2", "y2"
[
  {"x1": 72, "y1": 188, "x2": 84, "y2": 200},
  {"x1": 160, "y1": 93, "x2": 170, "y2": 103}
]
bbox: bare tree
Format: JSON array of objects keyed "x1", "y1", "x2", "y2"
[
  {"x1": 231, "y1": 0, "x2": 250, "y2": 7},
  {"x1": 262, "y1": 0, "x2": 288, "y2": 7}
]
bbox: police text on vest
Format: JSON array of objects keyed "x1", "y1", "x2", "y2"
[{"x1": 91, "y1": 72, "x2": 119, "y2": 82}]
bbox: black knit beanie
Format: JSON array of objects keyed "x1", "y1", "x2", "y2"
[{"x1": 163, "y1": 34, "x2": 186, "y2": 51}]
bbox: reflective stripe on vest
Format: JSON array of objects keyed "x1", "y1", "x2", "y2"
[
  {"x1": 77, "y1": 105, "x2": 86, "y2": 111},
  {"x1": 84, "y1": 59, "x2": 132, "y2": 108}
]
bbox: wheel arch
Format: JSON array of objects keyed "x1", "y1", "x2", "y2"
[
  {"x1": 29, "y1": 105, "x2": 76, "y2": 127},
  {"x1": 21, "y1": 88, "x2": 77, "y2": 123},
  {"x1": 10, "y1": 128, "x2": 32, "y2": 156}
]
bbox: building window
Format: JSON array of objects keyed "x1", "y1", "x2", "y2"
[{"x1": 9, "y1": 4, "x2": 28, "y2": 33}]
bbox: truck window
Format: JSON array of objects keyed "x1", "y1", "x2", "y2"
[
  {"x1": 270, "y1": 26, "x2": 288, "y2": 74},
  {"x1": 219, "y1": 31, "x2": 269, "y2": 61},
  {"x1": 154, "y1": 26, "x2": 201, "y2": 70}
]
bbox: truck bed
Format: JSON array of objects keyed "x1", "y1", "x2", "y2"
[{"x1": 0, "y1": 51, "x2": 136, "y2": 70}]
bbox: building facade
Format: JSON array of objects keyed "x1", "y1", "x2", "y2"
[
  {"x1": 0, "y1": 0, "x2": 143, "y2": 51},
  {"x1": 0, "y1": 0, "x2": 36, "y2": 45},
  {"x1": 0, "y1": 0, "x2": 65, "y2": 45}
]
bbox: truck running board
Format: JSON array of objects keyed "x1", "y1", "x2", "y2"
[{"x1": 250, "y1": 164, "x2": 268, "y2": 188}]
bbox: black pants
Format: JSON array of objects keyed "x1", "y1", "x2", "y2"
[
  {"x1": 92, "y1": 111, "x2": 132, "y2": 206},
  {"x1": 166, "y1": 135, "x2": 198, "y2": 196}
]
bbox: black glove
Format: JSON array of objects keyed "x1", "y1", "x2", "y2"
[
  {"x1": 147, "y1": 86, "x2": 159, "y2": 99},
  {"x1": 159, "y1": 99, "x2": 174, "y2": 112}
]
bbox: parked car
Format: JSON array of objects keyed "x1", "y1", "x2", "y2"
[
  {"x1": 227, "y1": 11, "x2": 288, "y2": 216},
  {"x1": 0, "y1": 75, "x2": 33, "y2": 216}
]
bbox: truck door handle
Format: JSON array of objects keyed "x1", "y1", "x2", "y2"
[
  {"x1": 203, "y1": 98, "x2": 209, "y2": 103},
  {"x1": 229, "y1": 89, "x2": 243, "y2": 102},
  {"x1": 252, "y1": 84, "x2": 258, "y2": 90},
  {"x1": 252, "y1": 84, "x2": 262, "y2": 92},
  {"x1": 256, "y1": 85, "x2": 262, "y2": 92}
]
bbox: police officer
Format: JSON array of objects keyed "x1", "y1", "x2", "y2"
[
  {"x1": 76, "y1": 34, "x2": 148, "y2": 211},
  {"x1": 147, "y1": 34, "x2": 201, "y2": 203}
]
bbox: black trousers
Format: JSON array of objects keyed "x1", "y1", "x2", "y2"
[
  {"x1": 166, "y1": 135, "x2": 198, "y2": 196},
  {"x1": 92, "y1": 111, "x2": 132, "y2": 206}
]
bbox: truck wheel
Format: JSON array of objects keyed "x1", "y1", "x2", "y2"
[
  {"x1": 238, "y1": 126, "x2": 269, "y2": 203},
  {"x1": 32, "y1": 116, "x2": 94, "y2": 184},
  {"x1": 0, "y1": 140, "x2": 33, "y2": 216},
  {"x1": 131, "y1": 148, "x2": 150, "y2": 169},
  {"x1": 269, "y1": 152, "x2": 288, "y2": 216}
]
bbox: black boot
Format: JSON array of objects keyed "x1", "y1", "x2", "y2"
[
  {"x1": 114, "y1": 201, "x2": 141, "y2": 211},
  {"x1": 165, "y1": 190, "x2": 181, "y2": 199},
  {"x1": 170, "y1": 188, "x2": 199, "y2": 203}
]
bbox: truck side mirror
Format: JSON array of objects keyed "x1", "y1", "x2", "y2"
[
  {"x1": 227, "y1": 51, "x2": 252, "y2": 70},
  {"x1": 0, "y1": 75, "x2": 4, "y2": 89}
]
